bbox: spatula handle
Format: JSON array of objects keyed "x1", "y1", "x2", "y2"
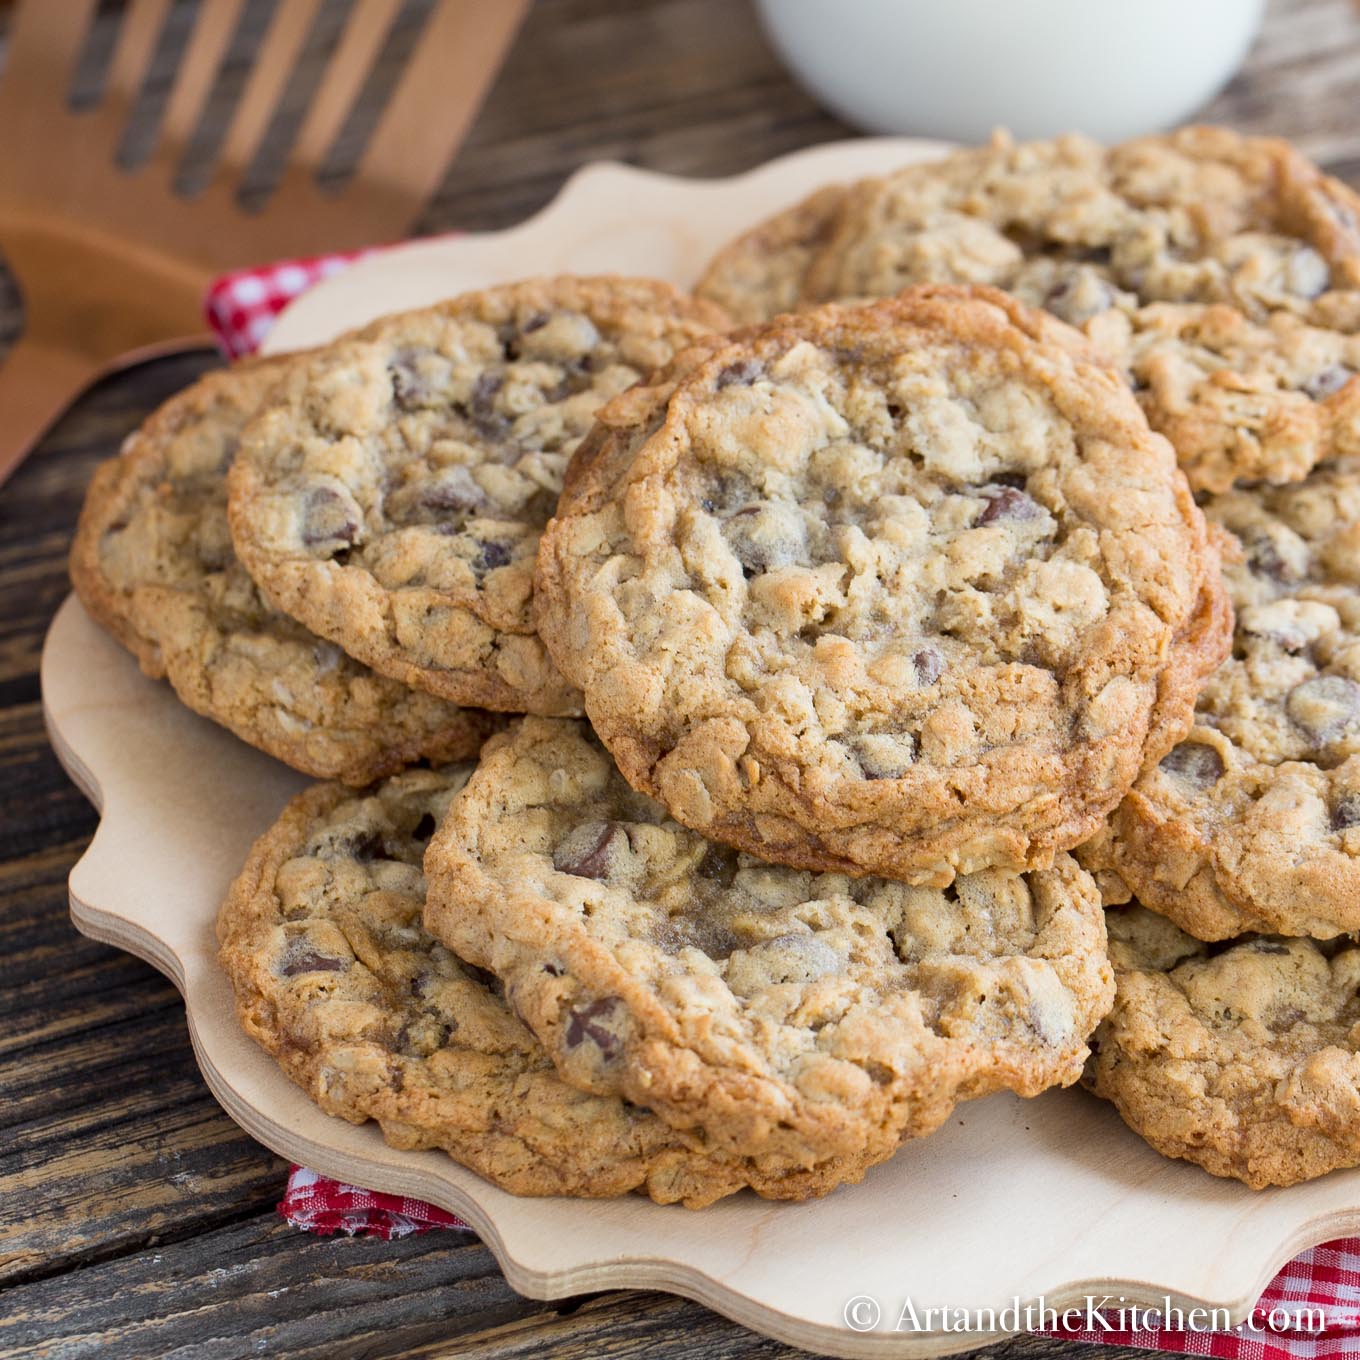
[
  {"x1": 0, "y1": 338, "x2": 104, "y2": 490},
  {"x1": 0, "y1": 335, "x2": 211, "y2": 490}
]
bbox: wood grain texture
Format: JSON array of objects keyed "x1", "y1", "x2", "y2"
[{"x1": 5, "y1": 0, "x2": 1360, "y2": 1356}]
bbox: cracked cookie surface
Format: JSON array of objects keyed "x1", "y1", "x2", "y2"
[
  {"x1": 1085, "y1": 904, "x2": 1360, "y2": 1189},
  {"x1": 218, "y1": 764, "x2": 856, "y2": 1206},
  {"x1": 227, "y1": 277, "x2": 729, "y2": 716},
  {"x1": 1079, "y1": 456, "x2": 1360, "y2": 939},
  {"x1": 535, "y1": 286, "x2": 1230, "y2": 883},
  {"x1": 697, "y1": 128, "x2": 1360, "y2": 491},
  {"x1": 70, "y1": 359, "x2": 496, "y2": 785},
  {"x1": 423, "y1": 717, "x2": 1115, "y2": 1170}
]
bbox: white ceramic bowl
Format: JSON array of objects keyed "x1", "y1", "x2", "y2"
[{"x1": 755, "y1": 0, "x2": 1267, "y2": 144}]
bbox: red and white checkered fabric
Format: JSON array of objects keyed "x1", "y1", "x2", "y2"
[
  {"x1": 221, "y1": 250, "x2": 1360, "y2": 1356},
  {"x1": 1041, "y1": 1240, "x2": 1360, "y2": 1357},
  {"x1": 205, "y1": 247, "x2": 375, "y2": 356},
  {"x1": 279, "y1": 1166, "x2": 472, "y2": 1239}
]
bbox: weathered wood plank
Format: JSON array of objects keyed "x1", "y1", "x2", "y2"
[{"x1": 0, "y1": 1206, "x2": 1146, "y2": 1360}]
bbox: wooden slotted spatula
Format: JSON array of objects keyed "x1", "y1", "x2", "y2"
[{"x1": 0, "y1": 0, "x2": 527, "y2": 488}]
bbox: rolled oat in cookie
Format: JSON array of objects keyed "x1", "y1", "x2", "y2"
[
  {"x1": 1079, "y1": 456, "x2": 1360, "y2": 940},
  {"x1": 69, "y1": 358, "x2": 497, "y2": 785},
  {"x1": 1085, "y1": 904, "x2": 1360, "y2": 1189},
  {"x1": 422, "y1": 717, "x2": 1115, "y2": 1170},
  {"x1": 697, "y1": 127, "x2": 1360, "y2": 491},
  {"x1": 535, "y1": 285, "x2": 1230, "y2": 884},
  {"x1": 218, "y1": 764, "x2": 856, "y2": 1206},
  {"x1": 226, "y1": 277, "x2": 729, "y2": 716}
]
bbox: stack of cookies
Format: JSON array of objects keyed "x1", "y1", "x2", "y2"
[{"x1": 70, "y1": 126, "x2": 1360, "y2": 1206}]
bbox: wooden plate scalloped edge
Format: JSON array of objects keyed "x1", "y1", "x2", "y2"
[{"x1": 42, "y1": 137, "x2": 1360, "y2": 1359}]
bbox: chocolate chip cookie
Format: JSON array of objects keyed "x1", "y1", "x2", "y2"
[
  {"x1": 219, "y1": 764, "x2": 856, "y2": 1205},
  {"x1": 423, "y1": 717, "x2": 1115, "y2": 1170},
  {"x1": 1085, "y1": 904, "x2": 1360, "y2": 1189},
  {"x1": 1091, "y1": 300, "x2": 1360, "y2": 494},
  {"x1": 698, "y1": 128, "x2": 1360, "y2": 491},
  {"x1": 226, "y1": 278, "x2": 730, "y2": 716},
  {"x1": 70, "y1": 360, "x2": 496, "y2": 785},
  {"x1": 1079, "y1": 457, "x2": 1360, "y2": 940},
  {"x1": 535, "y1": 286, "x2": 1230, "y2": 884}
]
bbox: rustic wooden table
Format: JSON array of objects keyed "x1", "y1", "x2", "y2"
[{"x1": 4, "y1": 0, "x2": 1359, "y2": 1355}]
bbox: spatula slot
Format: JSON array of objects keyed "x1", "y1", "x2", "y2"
[
  {"x1": 309, "y1": 0, "x2": 437, "y2": 197},
  {"x1": 67, "y1": 0, "x2": 122, "y2": 113},
  {"x1": 113, "y1": 2, "x2": 202, "y2": 171}
]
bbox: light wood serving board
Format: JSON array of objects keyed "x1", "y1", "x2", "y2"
[{"x1": 42, "y1": 138, "x2": 1360, "y2": 1359}]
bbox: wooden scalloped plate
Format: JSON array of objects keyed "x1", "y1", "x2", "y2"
[{"x1": 42, "y1": 138, "x2": 1360, "y2": 1359}]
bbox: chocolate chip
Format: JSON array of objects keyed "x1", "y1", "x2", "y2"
[
  {"x1": 546, "y1": 356, "x2": 595, "y2": 404},
  {"x1": 1332, "y1": 795, "x2": 1360, "y2": 830},
  {"x1": 474, "y1": 539, "x2": 513, "y2": 574},
  {"x1": 1304, "y1": 364, "x2": 1355, "y2": 400},
  {"x1": 913, "y1": 646, "x2": 943, "y2": 686},
  {"x1": 716, "y1": 359, "x2": 762, "y2": 390},
  {"x1": 1241, "y1": 606, "x2": 1312, "y2": 654},
  {"x1": 468, "y1": 372, "x2": 509, "y2": 440},
  {"x1": 390, "y1": 349, "x2": 431, "y2": 410},
  {"x1": 552, "y1": 820, "x2": 626, "y2": 879},
  {"x1": 301, "y1": 485, "x2": 360, "y2": 551},
  {"x1": 564, "y1": 996, "x2": 625, "y2": 1059},
  {"x1": 460, "y1": 960, "x2": 500, "y2": 992},
  {"x1": 472, "y1": 371, "x2": 502, "y2": 405},
  {"x1": 412, "y1": 813, "x2": 436, "y2": 841},
  {"x1": 697, "y1": 843, "x2": 739, "y2": 888},
  {"x1": 1159, "y1": 742, "x2": 1225, "y2": 789},
  {"x1": 197, "y1": 539, "x2": 233, "y2": 573},
  {"x1": 976, "y1": 485, "x2": 1043, "y2": 526},
  {"x1": 1243, "y1": 532, "x2": 1304, "y2": 585},
  {"x1": 655, "y1": 914, "x2": 742, "y2": 960},
  {"x1": 542, "y1": 961, "x2": 564, "y2": 977},
  {"x1": 281, "y1": 948, "x2": 347, "y2": 977},
  {"x1": 1287, "y1": 675, "x2": 1360, "y2": 745},
  {"x1": 420, "y1": 466, "x2": 484, "y2": 515},
  {"x1": 349, "y1": 830, "x2": 386, "y2": 861}
]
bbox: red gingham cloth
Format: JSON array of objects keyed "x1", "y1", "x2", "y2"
[
  {"x1": 279, "y1": 1166, "x2": 472, "y2": 1239},
  {"x1": 217, "y1": 252, "x2": 1360, "y2": 1357},
  {"x1": 205, "y1": 249, "x2": 374, "y2": 357}
]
